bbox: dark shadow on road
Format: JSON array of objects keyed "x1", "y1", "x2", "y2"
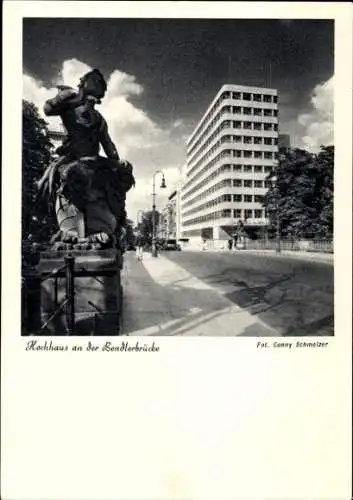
[{"x1": 164, "y1": 252, "x2": 334, "y2": 336}]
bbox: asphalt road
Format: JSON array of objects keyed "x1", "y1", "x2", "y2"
[{"x1": 162, "y1": 250, "x2": 334, "y2": 336}]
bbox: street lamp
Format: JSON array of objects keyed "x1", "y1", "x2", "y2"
[
  {"x1": 271, "y1": 174, "x2": 281, "y2": 254},
  {"x1": 152, "y1": 170, "x2": 167, "y2": 257}
]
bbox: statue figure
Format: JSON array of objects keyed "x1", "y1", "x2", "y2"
[{"x1": 37, "y1": 69, "x2": 135, "y2": 249}]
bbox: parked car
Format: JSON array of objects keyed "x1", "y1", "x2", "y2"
[{"x1": 164, "y1": 239, "x2": 181, "y2": 251}]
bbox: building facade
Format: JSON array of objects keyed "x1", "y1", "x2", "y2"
[
  {"x1": 180, "y1": 84, "x2": 279, "y2": 246},
  {"x1": 158, "y1": 189, "x2": 179, "y2": 239},
  {"x1": 48, "y1": 122, "x2": 66, "y2": 155},
  {"x1": 278, "y1": 133, "x2": 291, "y2": 151}
]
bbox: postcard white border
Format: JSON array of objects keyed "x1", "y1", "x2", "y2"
[{"x1": 2, "y1": 2, "x2": 352, "y2": 500}]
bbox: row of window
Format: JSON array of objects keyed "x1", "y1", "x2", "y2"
[
  {"x1": 188, "y1": 125, "x2": 279, "y2": 177},
  {"x1": 183, "y1": 208, "x2": 267, "y2": 227},
  {"x1": 221, "y1": 135, "x2": 278, "y2": 145},
  {"x1": 182, "y1": 177, "x2": 267, "y2": 210},
  {"x1": 183, "y1": 150, "x2": 277, "y2": 199},
  {"x1": 220, "y1": 90, "x2": 277, "y2": 103},
  {"x1": 187, "y1": 147, "x2": 278, "y2": 179},
  {"x1": 219, "y1": 106, "x2": 278, "y2": 117},
  {"x1": 182, "y1": 193, "x2": 266, "y2": 218},
  {"x1": 182, "y1": 163, "x2": 273, "y2": 202},
  {"x1": 188, "y1": 111, "x2": 279, "y2": 162},
  {"x1": 188, "y1": 127, "x2": 279, "y2": 168},
  {"x1": 188, "y1": 96, "x2": 278, "y2": 154}
]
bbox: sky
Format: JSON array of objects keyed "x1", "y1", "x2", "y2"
[{"x1": 23, "y1": 18, "x2": 334, "y2": 223}]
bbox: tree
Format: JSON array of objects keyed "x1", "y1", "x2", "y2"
[
  {"x1": 264, "y1": 146, "x2": 334, "y2": 239},
  {"x1": 22, "y1": 100, "x2": 55, "y2": 244},
  {"x1": 137, "y1": 210, "x2": 160, "y2": 243}
]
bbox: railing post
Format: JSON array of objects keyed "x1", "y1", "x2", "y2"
[
  {"x1": 23, "y1": 271, "x2": 41, "y2": 334},
  {"x1": 65, "y1": 255, "x2": 75, "y2": 334}
]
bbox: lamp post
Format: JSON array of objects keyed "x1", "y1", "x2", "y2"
[{"x1": 152, "y1": 170, "x2": 167, "y2": 257}]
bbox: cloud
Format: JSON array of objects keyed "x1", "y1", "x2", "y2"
[
  {"x1": 298, "y1": 76, "x2": 334, "y2": 152},
  {"x1": 23, "y1": 58, "x2": 187, "y2": 222}
]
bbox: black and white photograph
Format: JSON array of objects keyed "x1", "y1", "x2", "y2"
[
  {"x1": 21, "y1": 16, "x2": 334, "y2": 336},
  {"x1": 3, "y1": 3, "x2": 352, "y2": 500}
]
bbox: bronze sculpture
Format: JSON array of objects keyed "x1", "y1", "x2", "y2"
[{"x1": 37, "y1": 69, "x2": 135, "y2": 249}]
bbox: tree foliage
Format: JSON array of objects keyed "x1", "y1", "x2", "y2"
[
  {"x1": 22, "y1": 100, "x2": 55, "y2": 244},
  {"x1": 136, "y1": 210, "x2": 160, "y2": 243},
  {"x1": 264, "y1": 146, "x2": 334, "y2": 239}
]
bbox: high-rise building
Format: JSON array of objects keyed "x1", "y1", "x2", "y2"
[{"x1": 180, "y1": 84, "x2": 279, "y2": 246}]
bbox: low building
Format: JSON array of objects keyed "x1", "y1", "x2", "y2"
[{"x1": 48, "y1": 122, "x2": 66, "y2": 155}]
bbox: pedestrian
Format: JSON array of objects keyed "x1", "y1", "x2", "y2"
[
  {"x1": 233, "y1": 233, "x2": 238, "y2": 250},
  {"x1": 135, "y1": 233, "x2": 144, "y2": 261},
  {"x1": 228, "y1": 238, "x2": 233, "y2": 251}
]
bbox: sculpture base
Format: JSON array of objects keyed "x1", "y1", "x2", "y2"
[{"x1": 36, "y1": 249, "x2": 123, "y2": 335}]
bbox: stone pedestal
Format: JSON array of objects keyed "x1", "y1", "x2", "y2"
[{"x1": 37, "y1": 249, "x2": 123, "y2": 335}]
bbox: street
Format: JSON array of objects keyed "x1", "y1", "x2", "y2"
[{"x1": 121, "y1": 250, "x2": 334, "y2": 336}]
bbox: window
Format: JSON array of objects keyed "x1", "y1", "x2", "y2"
[
  {"x1": 244, "y1": 180, "x2": 253, "y2": 188},
  {"x1": 223, "y1": 194, "x2": 232, "y2": 202},
  {"x1": 263, "y1": 95, "x2": 272, "y2": 103},
  {"x1": 234, "y1": 121, "x2": 241, "y2": 128},
  {"x1": 254, "y1": 137, "x2": 262, "y2": 145},
  {"x1": 254, "y1": 209, "x2": 263, "y2": 218},
  {"x1": 264, "y1": 123, "x2": 272, "y2": 131},
  {"x1": 273, "y1": 96, "x2": 278, "y2": 103},
  {"x1": 254, "y1": 180, "x2": 263, "y2": 188},
  {"x1": 243, "y1": 107, "x2": 252, "y2": 115},
  {"x1": 234, "y1": 135, "x2": 242, "y2": 142},
  {"x1": 243, "y1": 151, "x2": 252, "y2": 158},
  {"x1": 273, "y1": 138, "x2": 278, "y2": 145},
  {"x1": 253, "y1": 94, "x2": 262, "y2": 102},
  {"x1": 243, "y1": 122, "x2": 252, "y2": 129},
  {"x1": 222, "y1": 209, "x2": 232, "y2": 218},
  {"x1": 244, "y1": 209, "x2": 253, "y2": 219},
  {"x1": 233, "y1": 164, "x2": 242, "y2": 172},
  {"x1": 233, "y1": 106, "x2": 241, "y2": 114},
  {"x1": 234, "y1": 209, "x2": 242, "y2": 218},
  {"x1": 264, "y1": 166, "x2": 272, "y2": 173},
  {"x1": 232, "y1": 92, "x2": 241, "y2": 99},
  {"x1": 264, "y1": 137, "x2": 272, "y2": 145},
  {"x1": 264, "y1": 152, "x2": 273, "y2": 160},
  {"x1": 253, "y1": 108, "x2": 262, "y2": 116},
  {"x1": 243, "y1": 165, "x2": 252, "y2": 172},
  {"x1": 264, "y1": 180, "x2": 272, "y2": 188},
  {"x1": 254, "y1": 151, "x2": 263, "y2": 159},
  {"x1": 264, "y1": 109, "x2": 272, "y2": 117},
  {"x1": 273, "y1": 110, "x2": 278, "y2": 117},
  {"x1": 243, "y1": 136, "x2": 252, "y2": 144},
  {"x1": 254, "y1": 165, "x2": 263, "y2": 173},
  {"x1": 234, "y1": 150, "x2": 242, "y2": 158},
  {"x1": 244, "y1": 195, "x2": 253, "y2": 203},
  {"x1": 274, "y1": 124, "x2": 278, "y2": 131},
  {"x1": 243, "y1": 92, "x2": 251, "y2": 101},
  {"x1": 233, "y1": 194, "x2": 242, "y2": 202},
  {"x1": 233, "y1": 179, "x2": 242, "y2": 187},
  {"x1": 253, "y1": 123, "x2": 262, "y2": 130},
  {"x1": 255, "y1": 195, "x2": 264, "y2": 203}
]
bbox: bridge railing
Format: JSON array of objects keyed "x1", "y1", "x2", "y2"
[{"x1": 204, "y1": 238, "x2": 333, "y2": 253}]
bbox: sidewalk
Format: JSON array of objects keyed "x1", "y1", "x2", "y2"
[{"x1": 120, "y1": 252, "x2": 279, "y2": 336}]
